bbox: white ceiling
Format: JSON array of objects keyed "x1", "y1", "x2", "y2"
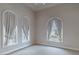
[{"x1": 24, "y1": 3, "x2": 61, "y2": 11}]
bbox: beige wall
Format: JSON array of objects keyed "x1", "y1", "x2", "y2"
[
  {"x1": 36, "y1": 4, "x2": 79, "y2": 50},
  {"x1": 0, "y1": 4, "x2": 35, "y2": 54}
]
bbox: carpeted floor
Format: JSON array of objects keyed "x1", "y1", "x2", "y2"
[{"x1": 9, "y1": 45, "x2": 79, "y2": 55}]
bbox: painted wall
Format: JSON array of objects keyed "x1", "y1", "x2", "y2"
[
  {"x1": 36, "y1": 4, "x2": 79, "y2": 50},
  {"x1": 0, "y1": 3, "x2": 35, "y2": 54}
]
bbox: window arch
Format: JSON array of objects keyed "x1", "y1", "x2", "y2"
[
  {"x1": 2, "y1": 10, "x2": 18, "y2": 47},
  {"x1": 48, "y1": 17, "x2": 63, "y2": 42}
]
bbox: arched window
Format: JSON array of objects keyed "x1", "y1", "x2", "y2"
[
  {"x1": 21, "y1": 17, "x2": 30, "y2": 43},
  {"x1": 48, "y1": 17, "x2": 63, "y2": 42},
  {"x1": 2, "y1": 10, "x2": 18, "y2": 47}
]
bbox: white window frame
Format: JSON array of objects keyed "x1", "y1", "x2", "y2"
[
  {"x1": 0, "y1": 9, "x2": 30, "y2": 48},
  {"x1": 1, "y1": 9, "x2": 18, "y2": 48},
  {"x1": 47, "y1": 16, "x2": 63, "y2": 43},
  {"x1": 21, "y1": 16, "x2": 30, "y2": 43}
]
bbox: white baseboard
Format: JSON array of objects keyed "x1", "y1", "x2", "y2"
[
  {"x1": 36, "y1": 43, "x2": 79, "y2": 51},
  {"x1": 0, "y1": 42, "x2": 32, "y2": 55}
]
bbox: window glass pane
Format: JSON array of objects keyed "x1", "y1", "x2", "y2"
[
  {"x1": 22, "y1": 28, "x2": 29, "y2": 43},
  {"x1": 21, "y1": 17, "x2": 30, "y2": 43},
  {"x1": 48, "y1": 17, "x2": 63, "y2": 42},
  {"x1": 3, "y1": 10, "x2": 18, "y2": 47}
]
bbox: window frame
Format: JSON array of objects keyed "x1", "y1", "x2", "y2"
[
  {"x1": 47, "y1": 16, "x2": 63, "y2": 43},
  {"x1": 0, "y1": 9, "x2": 30, "y2": 49},
  {"x1": 21, "y1": 16, "x2": 30, "y2": 43},
  {"x1": 1, "y1": 9, "x2": 18, "y2": 48}
]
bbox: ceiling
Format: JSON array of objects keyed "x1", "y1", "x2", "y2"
[{"x1": 24, "y1": 3, "x2": 61, "y2": 11}]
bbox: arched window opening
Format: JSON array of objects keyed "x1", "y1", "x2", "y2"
[
  {"x1": 48, "y1": 17, "x2": 63, "y2": 42},
  {"x1": 2, "y1": 10, "x2": 18, "y2": 47}
]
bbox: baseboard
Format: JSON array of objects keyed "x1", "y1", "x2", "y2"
[
  {"x1": 7, "y1": 44, "x2": 32, "y2": 55},
  {"x1": 0, "y1": 42, "x2": 32, "y2": 55},
  {"x1": 36, "y1": 43, "x2": 79, "y2": 51}
]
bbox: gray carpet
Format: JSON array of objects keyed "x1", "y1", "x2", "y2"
[{"x1": 9, "y1": 45, "x2": 79, "y2": 55}]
